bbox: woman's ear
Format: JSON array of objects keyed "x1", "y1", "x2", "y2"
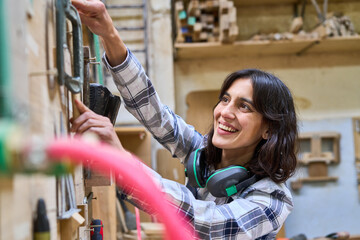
[
  {"x1": 262, "y1": 124, "x2": 269, "y2": 140},
  {"x1": 262, "y1": 130, "x2": 269, "y2": 140}
]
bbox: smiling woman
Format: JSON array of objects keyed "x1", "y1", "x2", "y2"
[
  {"x1": 70, "y1": 0, "x2": 298, "y2": 239},
  {"x1": 207, "y1": 69, "x2": 298, "y2": 182}
]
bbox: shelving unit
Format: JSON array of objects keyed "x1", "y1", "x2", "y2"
[
  {"x1": 174, "y1": 0, "x2": 360, "y2": 60},
  {"x1": 114, "y1": 126, "x2": 152, "y2": 223},
  {"x1": 232, "y1": 0, "x2": 358, "y2": 6},
  {"x1": 174, "y1": 36, "x2": 360, "y2": 59}
]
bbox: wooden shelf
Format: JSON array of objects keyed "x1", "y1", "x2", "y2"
[
  {"x1": 115, "y1": 126, "x2": 147, "y2": 135},
  {"x1": 233, "y1": 0, "x2": 356, "y2": 7},
  {"x1": 174, "y1": 36, "x2": 360, "y2": 60},
  {"x1": 298, "y1": 176, "x2": 338, "y2": 182}
]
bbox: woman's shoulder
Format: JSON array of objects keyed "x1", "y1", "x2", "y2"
[{"x1": 238, "y1": 177, "x2": 293, "y2": 203}]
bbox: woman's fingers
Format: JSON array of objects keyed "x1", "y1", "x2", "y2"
[
  {"x1": 71, "y1": 111, "x2": 105, "y2": 132},
  {"x1": 76, "y1": 117, "x2": 111, "y2": 134},
  {"x1": 74, "y1": 99, "x2": 90, "y2": 115},
  {"x1": 71, "y1": 99, "x2": 104, "y2": 133},
  {"x1": 71, "y1": 0, "x2": 100, "y2": 14}
]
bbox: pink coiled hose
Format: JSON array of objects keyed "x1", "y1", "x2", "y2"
[{"x1": 46, "y1": 137, "x2": 195, "y2": 240}]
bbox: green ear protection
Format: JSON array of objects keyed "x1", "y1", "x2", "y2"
[{"x1": 185, "y1": 149, "x2": 257, "y2": 197}]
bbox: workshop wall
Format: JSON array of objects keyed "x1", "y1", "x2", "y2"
[
  {"x1": 173, "y1": 0, "x2": 360, "y2": 238},
  {"x1": 287, "y1": 117, "x2": 360, "y2": 238},
  {"x1": 1, "y1": 0, "x2": 61, "y2": 239}
]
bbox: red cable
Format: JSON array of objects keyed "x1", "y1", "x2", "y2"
[{"x1": 46, "y1": 137, "x2": 194, "y2": 240}]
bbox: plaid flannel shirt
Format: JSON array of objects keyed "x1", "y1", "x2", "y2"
[{"x1": 102, "y1": 50, "x2": 293, "y2": 240}]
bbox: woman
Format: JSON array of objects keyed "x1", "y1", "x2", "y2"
[{"x1": 71, "y1": 0, "x2": 298, "y2": 239}]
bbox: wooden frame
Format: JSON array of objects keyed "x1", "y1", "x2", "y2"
[
  {"x1": 352, "y1": 118, "x2": 360, "y2": 199},
  {"x1": 291, "y1": 131, "x2": 341, "y2": 191},
  {"x1": 298, "y1": 131, "x2": 341, "y2": 165}
]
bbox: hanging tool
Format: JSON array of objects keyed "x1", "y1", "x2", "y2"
[
  {"x1": 290, "y1": 0, "x2": 306, "y2": 33},
  {"x1": 310, "y1": 0, "x2": 328, "y2": 24},
  {"x1": 90, "y1": 219, "x2": 104, "y2": 240},
  {"x1": 89, "y1": 84, "x2": 121, "y2": 126},
  {"x1": 83, "y1": 46, "x2": 91, "y2": 108},
  {"x1": 116, "y1": 188, "x2": 136, "y2": 231},
  {"x1": 34, "y1": 198, "x2": 51, "y2": 240},
  {"x1": 56, "y1": 0, "x2": 84, "y2": 119},
  {"x1": 56, "y1": 0, "x2": 83, "y2": 92},
  {"x1": 45, "y1": 1, "x2": 56, "y2": 99},
  {"x1": 58, "y1": 174, "x2": 81, "y2": 219}
]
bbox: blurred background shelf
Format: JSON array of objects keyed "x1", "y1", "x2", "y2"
[
  {"x1": 232, "y1": 0, "x2": 358, "y2": 7},
  {"x1": 174, "y1": 36, "x2": 360, "y2": 60}
]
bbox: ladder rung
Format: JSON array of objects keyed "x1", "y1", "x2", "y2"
[
  {"x1": 106, "y1": 4, "x2": 145, "y2": 9},
  {"x1": 116, "y1": 26, "x2": 145, "y2": 31}
]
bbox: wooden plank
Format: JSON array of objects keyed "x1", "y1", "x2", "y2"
[
  {"x1": 308, "y1": 162, "x2": 328, "y2": 177},
  {"x1": 141, "y1": 222, "x2": 164, "y2": 239},
  {"x1": 300, "y1": 176, "x2": 338, "y2": 182},
  {"x1": 352, "y1": 118, "x2": 360, "y2": 161},
  {"x1": 174, "y1": 37, "x2": 360, "y2": 60},
  {"x1": 311, "y1": 134, "x2": 322, "y2": 157},
  {"x1": 0, "y1": 178, "x2": 14, "y2": 240},
  {"x1": 307, "y1": 36, "x2": 360, "y2": 54},
  {"x1": 92, "y1": 184, "x2": 117, "y2": 240},
  {"x1": 352, "y1": 117, "x2": 360, "y2": 200},
  {"x1": 115, "y1": 126, "x2": 148, "y2": 135},
  {"x1": 175, "y1": 40, "x2": 312, "y2": 59},
  {"x1": 156, "y1": 149, "x2": 186, "y2": 184},
  {"x1": 60, "y1": 212, "x2": 85, "y2": 240},
  {"x1": 78, "y1": 204, "x2": 90, "y2": 240},
  {"x1": 233, "y1": 0, "x2": 357, "y2": 7},
  {"x1": 74, "y1": 165, "x2": 85, "y2": 204}
]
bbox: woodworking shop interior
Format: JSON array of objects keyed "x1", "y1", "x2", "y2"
[{"x1": 1, "y1": 0, "x2": 360, "y2": 239}]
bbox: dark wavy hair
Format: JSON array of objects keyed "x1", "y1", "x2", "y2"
[{"x1": 205, "y1": 69, "x2": 298, "y2": 183}]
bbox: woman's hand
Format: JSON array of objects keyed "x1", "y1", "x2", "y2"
[
  {"x1": 71, "y1": 0, "x2": 114, "y2": 38},
  {"x1": 70, "y1": 99, "x2": 124, "y2": 150},
  {"x1": 71, "y1": 0, "x2": 127, "y2": 65}
]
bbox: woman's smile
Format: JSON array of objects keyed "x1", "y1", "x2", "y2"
[{"x1": 217, "y1": 122, "x2": 238, "y2": 134}]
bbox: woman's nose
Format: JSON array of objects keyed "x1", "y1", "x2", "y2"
[{"x1": 221, "y1": 104, "x2": 235, "y2": 119}]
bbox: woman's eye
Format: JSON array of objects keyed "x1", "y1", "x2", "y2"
[
  {"x1": 220, "y1": 96, "x2": 229, "y2": 103},
  {"x1": 240, "y1": 103, "x2": 251, "y2": 111}
]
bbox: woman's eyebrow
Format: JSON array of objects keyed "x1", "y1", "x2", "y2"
[
  {"x1": 240, "y1": 97, "x2": 255, "y2": 107},
  {"x1": 223, "y1": 92, "x2": 255, "y2": 108}
]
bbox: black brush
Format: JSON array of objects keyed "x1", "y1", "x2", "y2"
[{"x1": 89, "y1": 83, "x2": 121, "y2": 125}]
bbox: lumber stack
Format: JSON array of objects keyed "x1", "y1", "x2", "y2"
[
  {"x1": 251, "y1": 12, "x2": 358, "y2": 42},
  {"x1": 219, "y1": 0, "x2": 238, "y2": 43},
  {"x1": 312, "y1": 13, "x2": 359, "y2": 39},
  {"x1": 175, "y1": 0, "x2": 238, "y2": 43}
]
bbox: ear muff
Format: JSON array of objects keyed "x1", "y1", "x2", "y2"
[
  {"x1": 206, "y1": 166, "x2": 253, "y2": 197},
  {"x1": 185, "y1": 149, "x2": 258, "y2": 197},
  {"x1": 185, "y1": 149, "x2": 210, "y2": 188}
]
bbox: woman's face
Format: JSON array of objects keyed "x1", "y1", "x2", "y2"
[{"x1": 212, "y1": 78, "x2": 268, "y2": 157}]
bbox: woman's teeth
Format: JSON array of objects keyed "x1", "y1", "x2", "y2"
[{"x1": 219, "y1": 123, "x2": 237, "y2": 132}]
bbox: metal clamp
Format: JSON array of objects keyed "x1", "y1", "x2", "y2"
[{"x1": 56, "y1": 0, "x2": 83, "y2": 93}]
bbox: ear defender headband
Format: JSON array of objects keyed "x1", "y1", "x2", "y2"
[{"x1": 185, "y1": 149, "x2": 257, "y2": 198}]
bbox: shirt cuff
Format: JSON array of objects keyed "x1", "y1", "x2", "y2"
[{"x1": 102, "y1": 48, "x2": 131, "y2": 73}]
